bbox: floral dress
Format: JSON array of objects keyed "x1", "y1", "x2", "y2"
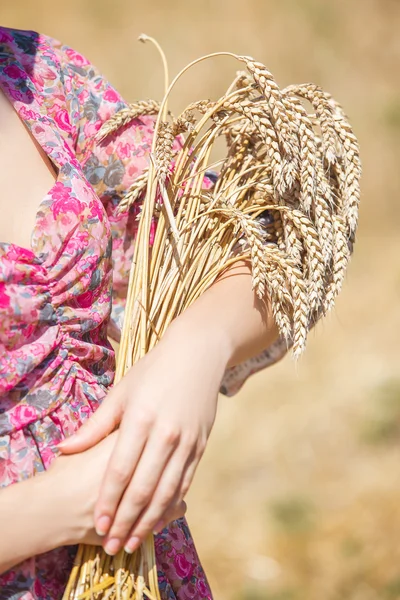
[{"x1": 0, "y1": 26, "x2": 286, "y2": 600}]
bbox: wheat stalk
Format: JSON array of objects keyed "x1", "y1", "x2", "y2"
[
  {"x1": 64, "y1": 37, "x2": 361, "y2": 600},
  {"x1": 96, "y1": 100, "x2": 161, "y2": 142}
]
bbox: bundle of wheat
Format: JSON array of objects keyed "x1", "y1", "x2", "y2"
[{"x1": 62, "y1": 36, "x2": 361, "y2": 600}]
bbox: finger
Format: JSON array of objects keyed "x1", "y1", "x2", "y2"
[
  {"x1": 153, "y1": 500, "x2": 187, "y2": 534},
  {"x1": 149, "y1": 441, "x2": 204, "y2": 532},
  {"x1": 58, "y1": 387, "x2": 123, "y2": 454},
  {"x1": 176, "y1": 451, "x2": 201, "y2": 499},
  {"x1": 120, "y1": 445, "x2": 198, "y2": 554},
  {"x1": 94, "y1": 410, "x2": 151, "y2": 538},
  {"x1": 102, "y1": 424, "x2": 180, "y2": 555}
]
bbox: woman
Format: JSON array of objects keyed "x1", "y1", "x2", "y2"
[{"x1": 0, "y1": 26, "x2": 284, "y2": 599}]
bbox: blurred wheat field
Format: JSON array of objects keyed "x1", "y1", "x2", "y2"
[{"x1": 1, "y1": 1, "x2": 400, "y2": 598}]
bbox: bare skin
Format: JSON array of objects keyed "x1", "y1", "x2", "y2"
[
  {"x1": 0, "y1": 88, "x2": 280, "y2": 570},
  {"x1": 0, "y1": 431, "x2": 186, "y2": 574},
  {"x1": 0, "y1": 88, "x2": 57, "y2": 249}
]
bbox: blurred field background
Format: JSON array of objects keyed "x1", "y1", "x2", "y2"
[{"x1": 2, "y1": 1, "x2": 400, "y2": 598}]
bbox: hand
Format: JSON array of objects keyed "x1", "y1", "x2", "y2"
[
  {"x1": 49, "y1": 431, "x2": 187, "y2": 547},
  {"x1": 48, "y1": 432, "x2": 118, "y2": 546},
  {"x1": 59, "y1": 316, "x2": 229, "y2": 556}
]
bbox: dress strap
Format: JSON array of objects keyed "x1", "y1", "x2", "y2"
[{"x1": 0, "y1": 28, "x2": 73, "y2": 172}]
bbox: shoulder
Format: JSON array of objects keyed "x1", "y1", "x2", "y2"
[
  {"x1": 0, "y1": 26, "x2": 40, "y2": 52},
  {"x1": 0, "y1": 26, "x2": 61, "y2": 65},
  {"x1": 0, "y1": 26, "x2": 95, "y2": 84},
  {"x1": 0, "y1": 26, "x2": 67, "y2": 85}
]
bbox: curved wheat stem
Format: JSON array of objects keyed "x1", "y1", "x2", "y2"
[
  {"x1": 72, "y1": 38, "x2": 361, "y2": 600},
  {"x1": 96, "y1": 100, "x2": 161, "y2": 142}
]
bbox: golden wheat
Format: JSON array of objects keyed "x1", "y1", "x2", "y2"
[{"x1": 63, "y1": 38, "x2": 361, "y2": 600}]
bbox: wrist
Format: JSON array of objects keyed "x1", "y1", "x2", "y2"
[
  {"x1": 165, "y1": 307, "x2": 233, "y2": 373},
  {"x1": 4, "y1": 472, "x2": 70, "y2": 559},
  {"x1": 37, "y1": 470, "x2": 73, "y2": 548},
  {"x1": 45, "y1": 461, "x2": 95, "y2": 546}
]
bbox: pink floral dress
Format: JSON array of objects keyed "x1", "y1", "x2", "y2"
[{"x1": 0, "y1": 26, "x2": 286, "y2": 600}]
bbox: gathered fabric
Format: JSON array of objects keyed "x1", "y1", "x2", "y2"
[
  {"x1": 0, "y1": 26, "x2": 215, "y2": 600},
  {"x1": 0, "y1": 24, "x2": 287, "y2": 600}
]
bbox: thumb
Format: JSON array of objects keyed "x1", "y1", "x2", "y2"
[{"x1": 58, "y1": 390, "x2": 123, "y2": 454}]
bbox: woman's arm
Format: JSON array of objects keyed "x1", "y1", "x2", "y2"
[
  {"x1": 0, "y1": 472, "x2": 66, "y2": 573},
  {"x1": 179, "y1": 261, "x2": 279, "y2": 369},
  {"x1": 59, "y1": 262, "x2": 280, "y2": 555},
  {"x1": 1, "y1": 431, "x2": 185, "y2": 573},
  {"x1": 0, "y1": 435, "x2": 115, "y2": 574}
]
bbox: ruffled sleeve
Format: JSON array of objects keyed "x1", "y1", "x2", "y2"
[
  {"x1": 53, "y1": 41, "x2": 290, "y2": 395},
  {"x1": 50, "y1": 41, "x2": 156, "y2": 339}
]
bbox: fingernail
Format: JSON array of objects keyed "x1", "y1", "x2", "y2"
[
  {"x1": 124, "y1": 536, "x2": 141, "y2": 554},
  {"x1": 104, "y1": 538, "x2": 121, "y2": 556},
  {"x1": 58, "y1": 435, "x2": 77, "y2": 448},
  {"x1": 153, "y1": 521, "x2": 164, "y2": 535},
  {"x1": 95, "y1": 516, "x2": 111, "y2": 536}
]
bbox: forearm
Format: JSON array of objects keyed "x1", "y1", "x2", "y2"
[
  {"x1": 0, "y1": 472, "x2": 66, "y2": 574},
  {"x1": 58, "y1": 266, "x2": 278, "y2": 549},
  {"x1": 169, "y1": 261, "x2": 279, "y2": 369}
]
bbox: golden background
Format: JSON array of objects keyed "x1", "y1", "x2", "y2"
[{"x1": 1, "y1": 1, "x2": 400, "y2": 598}]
